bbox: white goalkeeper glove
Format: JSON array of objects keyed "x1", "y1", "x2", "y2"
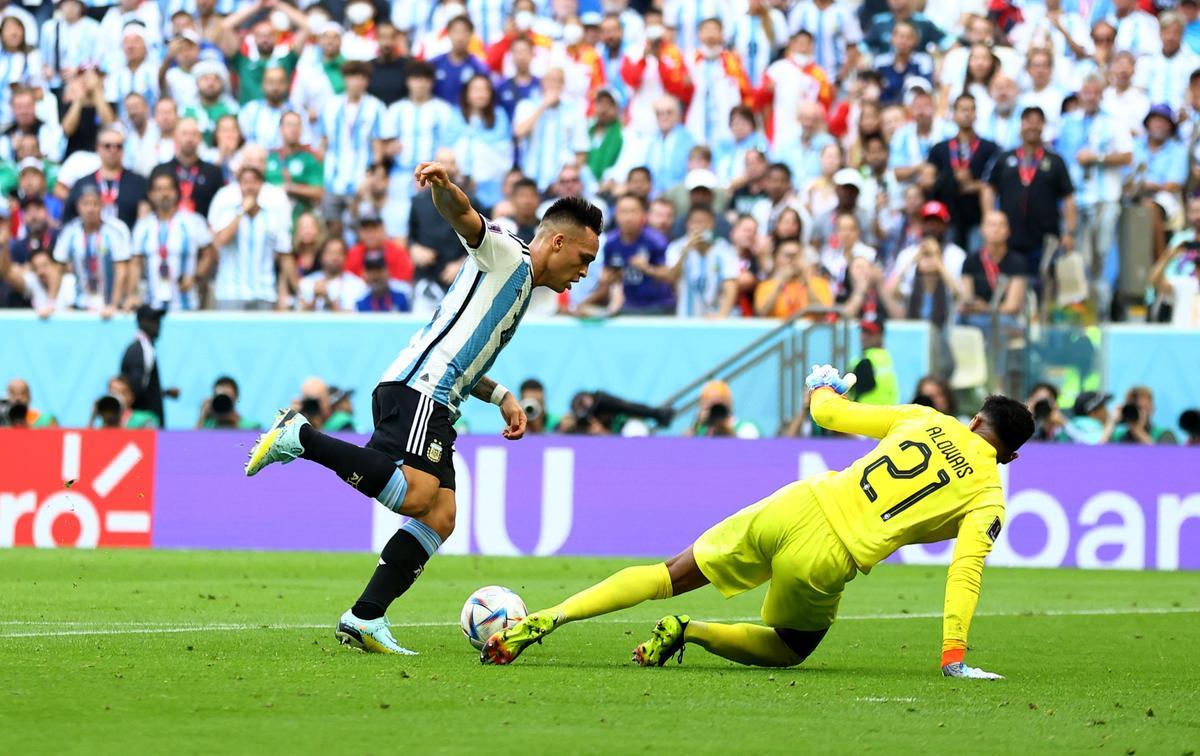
[
  {"x1": 941, "y1": 661, "x2": 1005, "y2": 680},
  {"x1": 804, "y1": 364, "x2": 857, "y2": 396}
]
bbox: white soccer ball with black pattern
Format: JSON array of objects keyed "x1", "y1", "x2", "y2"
[{"x1": 460, "y1": 585, "x2": 527, "y2": 650}]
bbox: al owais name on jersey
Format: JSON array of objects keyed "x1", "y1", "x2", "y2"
[{"x1": 925, "y1": 425, "x2": 975, "y2": 479}]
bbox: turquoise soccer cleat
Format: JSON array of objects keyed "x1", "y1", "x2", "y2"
[
  {"x1": 335, "y1": 610, "x2": 418, "y2": 655},
  {"x1": 244, "y1": 409, "x2": 309, "y2": 477}
]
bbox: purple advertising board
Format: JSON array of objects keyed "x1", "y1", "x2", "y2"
[{"x1": 151, "y1": 433, "x2": 1200, "y2": 570}]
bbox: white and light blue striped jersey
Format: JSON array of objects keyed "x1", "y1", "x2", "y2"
[
  {"x1": 714, "y1": 131, "x2": 769, "y2": 185},
  {"x1": 238, "y1": 99, "x2": 291, "y2": 150},
  {"x1": 729, "y1": 11, "x2": 787, "y2": 88},
  {"x1": 39, "y1": 16, "x2": 102, "y2": 87},
  {"x1": 1137, "y1": 49, "x2": 1200, "y2": 111},
  {"x1": 889, "y1": 119, "x2": 956, "y2": 170},
  {"x1": 318, "y1": 93, "x2": 385, "y2": 195},
  {"x1": 666, "y1": 237, "x2": 739, "y2": 318},
  {"x1": 381, "y1": 216, "x2": 533, "y2": 418},
  {"x1": 104, "y1": 60, "x2": 160, "y2": 117},
  {"x1": 1055, "y1": 108, "x2": 1134, "y2": 206},
  {"x1": 788, "y1": 1, "x2": 862, "y2": 81},
  {"x1": 664, "y1": 0, "x2": 726, "y2": 54},
  {"x1": 467, "y1": 0, "x2": 510, "y2": 46},
  {"x1": 131, "y1": 210, "x2": 213, "y2": 310},
  {"x1": 391, "y1": 0, "x2": 439, "y2": 41},
  {"x1": 0, "y1": 121, "x2": 65, "y2": 163},
  {"x1": 52, "y1": 217, "x2": 132, "y2": 309},
  {"x1": 207, "y1": 186, "x2": 293, "y2": 303},
  {"x1": 382, "y1": 97, "x2": 454, "y2": 175},
  {"x1": 514, "y1": 96, "x2": 589, "y2": 191},
  {"x1": 976, "y1": 106, "x2": 1023, "y2": 151}
]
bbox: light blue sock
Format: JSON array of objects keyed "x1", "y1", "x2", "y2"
[
  {"x1": 400, "y1": 518, "x2": 443, "y2": 558},
  {"x1": 376, "y1": 466, "x2": 409, "y2": 513}
]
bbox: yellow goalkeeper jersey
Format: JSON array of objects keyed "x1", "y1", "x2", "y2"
[{"x1": 807, "y1": 389, "x2": 1006, "y2": 650}]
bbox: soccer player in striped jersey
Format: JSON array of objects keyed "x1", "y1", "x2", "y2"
[
  {"x1": 484, "y1": 365, "x2": 1035, "y2": 681},
  {"x1": 245, "y1": 161, "x2": 602, "y2": 655}
]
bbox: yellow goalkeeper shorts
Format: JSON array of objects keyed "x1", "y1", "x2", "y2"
[{"x1": 692, "y1": 481, "x2": 858, "y2": 631}]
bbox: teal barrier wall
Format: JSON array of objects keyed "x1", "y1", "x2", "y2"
[{"x1": 0, "y1": 312, "x2": 932, "y2": 434}]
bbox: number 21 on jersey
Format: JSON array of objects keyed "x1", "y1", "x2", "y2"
[{"x1": 859, "y1": 440, "x2": 951, "y2": 521}]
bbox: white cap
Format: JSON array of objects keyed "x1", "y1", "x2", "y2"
[
  {"x1": 645, "y1": 25, "x2": 664, "y2": 41},
  {"x1": 833, "y1": 168, "x2": 863, "y2": 190},
  {"x1": 316, "y1": 19, "x2": 344, "y2": 36},
  {"x1": 685, "y1": 168, "x2": 718, "y2": 191}
]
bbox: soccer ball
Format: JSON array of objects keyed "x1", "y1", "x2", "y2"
[{"x1": 460, "y1": 586, "x2": 527, "y2": 650}]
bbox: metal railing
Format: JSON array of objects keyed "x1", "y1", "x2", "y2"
[{"x1": 659, "y1": 310, "x2": 855, "y2": 432}]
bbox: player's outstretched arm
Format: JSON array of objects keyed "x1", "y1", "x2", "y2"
[
  {"x1": 941, "y1": 503, "x2": 1005, "y2": 680},
  {"x1": 471, "y1": 376, "x2": 527, "y2": 440},
  {"x1": 806, "y1": 364, "x2": 901, "y2": 439},
  {"x1": 415, "y1": 162, "x2": 485, "y2": 248}
]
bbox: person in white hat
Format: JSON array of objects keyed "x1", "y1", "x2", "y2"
[
  {"x1": 104, "y1": 24, "x2": 159, "y2": 119},
  {"x1": 99, "y1": 0, "x2": 162, "y2": 58}
]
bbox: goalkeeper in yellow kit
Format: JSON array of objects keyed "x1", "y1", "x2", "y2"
[{"x1": 482, "y1": 364, "x2": 1036, "y2": 679}]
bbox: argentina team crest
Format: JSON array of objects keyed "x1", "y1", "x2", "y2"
[{"x1": 427, "y1": 439, "x2": 444, "y2": 463}]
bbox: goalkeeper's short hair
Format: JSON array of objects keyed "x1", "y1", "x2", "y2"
[{"x1": 980, "y1": 395, "x2": 1035, "y2": 455}]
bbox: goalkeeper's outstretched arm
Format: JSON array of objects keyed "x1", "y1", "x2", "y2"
[
  {"x1": 941, "y1": 499, "x2": 1006, "y2": 680},
  {"x1": 808, "y1": 386, "x2": 902, "y2": 439}
]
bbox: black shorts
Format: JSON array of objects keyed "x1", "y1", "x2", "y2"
[{"x1": 365, "y1": 382, "x2": 457, "y2": 490}]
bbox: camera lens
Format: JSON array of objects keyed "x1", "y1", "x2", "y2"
[
  {"x1": 1120, "y1": 404, "x2": 1140, "y2": 424},
  {"x1": 520, "y1": 398, "x2": 542, "y2": 422},
  {"x1": 1033, "y1": 398, "x2": 1053, "y2": 421},
  {"x1": 211, "y1": 393, "x2": 234, "y2": 415}
]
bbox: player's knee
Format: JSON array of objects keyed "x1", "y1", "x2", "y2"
[
  {"x1": 774, "y1": 627, "x2": 828, "y2": 666},
  {"x1": 399, "y1": 473, "x2": 440, "y2": 517},
  {"x1": 422, "y1": 497, "x2": 457, "y2": 541}
]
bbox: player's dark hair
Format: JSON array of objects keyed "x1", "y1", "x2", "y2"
[
  {"x1": 980, "y1": 395, "x2": 1035, "y2": 455},
  {"x1": 542, "y1": 196, "x2": 603, "y2": 236},
  {"x1": 520, "y1": 378, "x2": 544, "y2": 394}
]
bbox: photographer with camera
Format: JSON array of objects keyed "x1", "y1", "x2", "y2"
[
  {"x1": 196, "y1": 376, "x2": 259, "y2": 430},
  {"x1": 89, "y1": 375, "x2": 159, "y2": 429},
  {"x1": 1110, "y1": 386, "x2": 1178, "y2": 445},
  {"x1": 688, "y1": 380, "x2": 760, "y2": 439},
  {"x1": 1060, "y1": 390, "x2": 1118, "y2": 445},
  {"x1": 556, "y1": 389, "x2": 674, "y2": 436},
  {"x1": 518, "y1": 378, "x2": 558, "y2": 435},
  {"x1": 1, "y1": 378, "x2": 56, "y2": 428},
  {"x1": 1026, "y1": 381, "x2": 1068, "y2": 442}
]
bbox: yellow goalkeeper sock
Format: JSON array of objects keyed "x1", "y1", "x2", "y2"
[
  {"x1": 684, "y1": 621, "x2": 802, "y2": 667},
  {"x1": 547, "y1": 563, "x2": 673, "y2": 625}
]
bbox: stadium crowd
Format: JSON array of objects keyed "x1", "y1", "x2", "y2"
[{"x1": 0, "y1": 0, "x2": 1196, "y2": 329}]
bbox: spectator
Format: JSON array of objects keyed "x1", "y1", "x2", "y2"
[
  {"x1": 290, "y1": 212, "x2": 326, "y2": 276},
  {"x1": 514, "y1": 67, "x2": 588, "y2": 191},
  {"x1": 684, "y1": 17, "x2": 752, "y2": 148},
  {"x1": 445, "y1": 73, "x2": 512, "y2": 209},
  {"x1": 984, "y1": 107, "x2": 1076, "y2": 280},
  {"x1": 848, "y1": 318, "x2": 899, "y2": 406},
  {"x1": 238, "y1": 65, "x2": 295, "y2": 150},
  {"x1": 210, "y1": 115, "x2": 243, "y2": 181},
  {"x1": 635, "y1": 95, "x2": 695, "y2": 196},
  {"x1": 52, "y1": 185, "x2": 134, "y2": 316},
  {"x1": 407, "y1": 148, "x2": 477, "y2": 287},
  {"x1": 586, "y1": 87, "x2": 623, "y2": 184},
  {"x1": 646, "y1": 195, "x2": 676, "y2": 238},
  {"x1": 1103, "y1": 52, "x2": 1150, "y2": 139},
  {"x1": 318, "y1": 60, "x2": 385, "y2": 238},
  {"x1": 1112, "y1": 0, "x2": 1161, "y2": 61},
  {"x1": 346, "y1": 213, "x2": 413, "y2": 282},
  {"x1": 595, "y1": 13, "x2": 630, "y2": 107},
  {"x1": 619, "y1": 23, "x2": 693, "y2": 137},
  {"x1": 584, "y1": 192, "x2": 674, "y2": 315},
  {"x1": 207, "y1": 160, "x2": 295, "y2": 310},
  {"x1": 823, "y1": 210, "x2": 878, "y2": 302},
  {"x1": 889, "y1": 86, "x2": 953, "y2": 182},
  {"x1": 1179, "y1": 408, "x2": 1200, "y2": 446},
  {"x1": 759, "y1": 30, "x2": 831, "y2": 149},
  {"x1": 787, "y1": 0, "x2": 862, "y2": 86},
  {"x1": 1009, "y1": 0, "x2": 1091, "y2": 83},
  {"x1": 1027, "y1": 381, "x2": 1068, "y2": 443},
  {"x1": 154, "y1": 97, "x2": 181, "y2": 162},
  {"x1": 873, "y1": 21, "x2": 934, "y2": 106},
  {"x1": 355, "y1": 249, "x2": 413, "y2": 313},
  {"x1": 119, "y1": 305, "x2": 180, "y2": 427},
  {"x1": 367, "y1": 22, "x2": 411, "y2": 106},
  {"x1": 1061, "y1": 390, "x2": 1117, "y2": 445},
  {"x1": 777, "y1": 100, "x2": 836, "y2": 190},
  {"x1": 518, "y1": 378, "x2": 558, "y2": 434},
  {"x1": 430, "y1": 15, "x2": 490, "y2": 104},
  {"x1": 3, "y1": 378, "x2": 56, "y2": 427},
  {"x1": 928, "y1": 94, "x2": 1000, "y2": 251},
  {"x1": 298, "y1": 237, "x2": 367, "y2": 311},
  {"x1": 729, "y1": 213, "x2": 765, "y2": 315},
  {"x1": 196, "y1": 375, "x2": 259, "y2": 430},
  {"x1": 494, "y1": 35, "x2": 540, "y2": 122},
  {"x1": 1017, "y1": 49, "x2": 1066, "y2": 141},
  {"x1": 60, "y1": 68, "x2": 115, "y2": 157},
  {"x1": 857, "y1": 132, "x2": 902, "y2": 247},
  {"x1": 1056, "y1": 73, "x2": 1133, "y2": 317},
  {"x1": 218, "y1": 0, "x2": 307, "y2": 105},
  {"x1": 863, "y1": 0, "x2": 945, "y2": 56},
  {"x1": 1138, "y1": 11, "x2": 1199, "y2": 111},
  {"x1": 381, "y1": 63, "x2": 453, "y2": 228},
  {"x1": 1111, "y1": 386, "x2": 1178, "y2": 445},
  {"x1": 1130, "y1": 105, "x2": 1188, "y2": 261},
  {"x1": 666, "y1": 166, "x2": 731, "y2": 238},
  {"x1": 8, "y1": 195, "x2": 56, "y2": 263},
  {"x1": 160, "y1": 31, "x2": 204, "y2": 109},
  {"x1": 500, "y1": 177, "x2": 541, "y2": 243},
  {"x1": 123, "y1": 93, "x2": 162, "y2": 176},
  {"x1": 713, "y1": 105, "x2": 768, "y2": 187},
  {"x1": 188, "y1": 60, "x2": 239, "y2": 147},
  {"x1": 663, "y1": 205, "x2": 739, "y2": 318},
  {"x1": 0, "y1": 246, "x2": 74, "y2": 315},
  {"x1": 886, "y1": 234, "x2": 961, "y2": 373},
  {"x1": 153, "y1": 117, "x2": 226, "y2": 217},
  {"x1": 751, "y1": 162, "x2": 809, "y2": 243},
  {"x1": 753, "y1": 237, "x2": 832, "y2": 318},
  {"x1": 1149, "y1": 203, "x2": 1200, "y2": 326},
  {"x1": 325, "y1": 386, "x2": 355, "y2": 432},
  {"x1": 294, "y1": 375, "x2": 332, "y2": 430},
  {"x1": 960, "y1": 210, "x2": 1028, "y2": 377},
  {"x1": 104, "y1": 26, "x2": 160, "y2": 119},
  {"x1": 2, "y1": 87, "x2": 64, "y2": 163},
  {"x1": 39, "y1": 0, "x2": 101, "y2": 94},
  {"x1": 131, "y1": 170, "x2": 215, "y2": 311},
  {"x1": 688, "y1": 380, "x2": 760, "y2": 438},
  {"x1": 64, "y1": 126, "x2": 148, "y2": 231},
  {"x1": 979, "y1": 74, "x2": 1023, "y2": 151}
]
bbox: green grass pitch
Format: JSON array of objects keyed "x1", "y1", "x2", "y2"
[{"x1": 2, "y1": 550, "x2": 1198, "y2": 754}]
